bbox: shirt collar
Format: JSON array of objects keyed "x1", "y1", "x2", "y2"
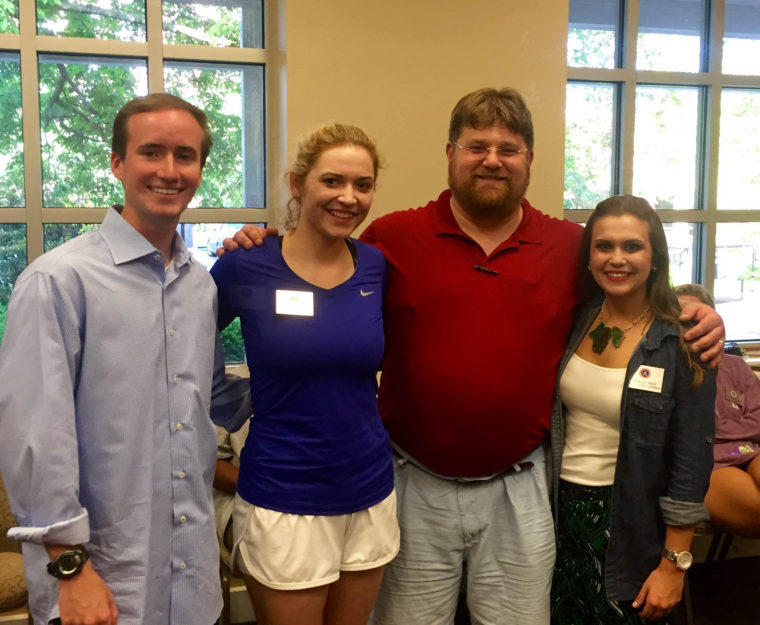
[
  {"x1": 100, "y1": 205, "x2": 192, "y2": 268},
  {"x1": 641, "y1": 315, "x2": 681, "y2": 350},
  {"x1": 431, "y1": 189, "x2": 543, "y2": 245}
]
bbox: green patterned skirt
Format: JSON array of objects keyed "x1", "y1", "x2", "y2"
[{"x1": 551, "y1": 480, "x2": 672, "y2": 625}]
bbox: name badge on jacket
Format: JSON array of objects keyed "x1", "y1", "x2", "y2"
[
  {"x1": 275, "y1": 290, "x2": 314, "y2": 316},
  {"x1": 628, "y1": 365, "x2": 665, "y2": 393}
]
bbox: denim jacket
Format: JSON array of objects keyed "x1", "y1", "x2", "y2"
[{"x1": 550, "y1": 299, "x2": 716, "y2": 601}]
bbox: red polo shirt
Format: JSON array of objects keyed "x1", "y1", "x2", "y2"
[{"x1": 360, "y1": 189, "x2": 584, "y2": 477}]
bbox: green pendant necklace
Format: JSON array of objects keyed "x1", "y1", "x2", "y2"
[{"x1": 588, "y1": 300, "x2": 651, "y2": 354}]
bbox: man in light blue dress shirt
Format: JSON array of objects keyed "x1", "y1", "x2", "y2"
[{"x1": 0, "y1": 94, "x2": 247, "y2": 625}]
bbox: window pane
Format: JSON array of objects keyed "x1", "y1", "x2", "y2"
[
  {"x1": 178, "y1": 222, "x2": 264, "y2": 363},
  {"x1": 0, "y1": 52, "x2": 24, "y2": 207},
  {"x1": 164, "y1": 61, "x2": 265, "y2": 208},
  {"x1": 717, "y1": 89, "x2": 760, "y2": 210},
  {"x1": 1, "y1": 1, "x2": 19, "y2": 33},
  {"x1": 37, "y1": 0, "x2": 146, "y2": 41},
  {"x1": 0, "y1": 223, "x2": 26, "y2": 343},
  {"x1": 633, "y1": 85, "x2": 699, "y2": 209},
  {"x1": 38, "y1": 54, "x2": 148, "y2": 208},
  {"x1": 723, "y1": 0, "x2": 760, "y2": 75},
  {"x1": 564, "y1": 82, "x2": 616, "y2": 209},
  {"x1": 178, "y1": 222, "x2": 250, "y2": 271},
  {"x1": 567, "y1": 0, "x2": 620, "y2": 68},
  {"x1": 163, "y1": 0, "x2": 264, "y2": 48},
  {"x1": 663, "y1": 222, "x2": 698, "y2": 286},
  {"x1": 637, "y1": 0, "x2": 704, "y2": 72},
  {"x1": 715, "y1": 223, "x2": 760, "y2": 341},
  {"x1": 44, "y1": 223, "x2": 97, "y2": 252}
]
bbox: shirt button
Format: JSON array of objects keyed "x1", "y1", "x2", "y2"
[
  {"x1": 154, "y1": 254, "x2": 161, "y2": 261},
  {"x1": 179, "y1": 562, "x2": 186, "y2": 570},
  {"x1": 170, "y1": 328, "x2": 176, "y2": 337},
  {"x1": 178, "y1": 471, "x2": 185, "y2": 479},
  {"x1": 176, "y1": 423, "x2": 183, "y2": 431},
  {"x1": 173, "y1": 375, "x2": 179, "y2": 384},
  {"x1": 179, "y1": 515, "x2": 187, "y2": 523}
]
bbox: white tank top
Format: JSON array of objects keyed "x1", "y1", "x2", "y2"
[{"x1": 559, "y1": 353, "x2": 626, "y2": 486}]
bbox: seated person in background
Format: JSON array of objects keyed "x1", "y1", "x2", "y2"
[
  {"x1": 214, "y1": 420, "x2": 250, "y2": 567},
  {"x1": 675, "y1": 284, "x2": 760, "y2": 538}
]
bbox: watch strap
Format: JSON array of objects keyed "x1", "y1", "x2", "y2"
[
  {"x1": 46, "y1": 546, "x2": 90, "y2": 579},
  {"x1": 661, "y1": 547, "x2": 693, "y2": 570}
]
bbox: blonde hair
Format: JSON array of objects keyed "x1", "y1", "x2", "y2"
[{"x1": 285, "y1": 124, "x2": 381, "y2": 230}]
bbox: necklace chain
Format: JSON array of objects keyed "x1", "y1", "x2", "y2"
[
  {"x1": 588, "y1": 301, "x2": 651, "y2": 354},
  {"x1": 601, "y1": 300, "x2": 651, "y2": 334}
]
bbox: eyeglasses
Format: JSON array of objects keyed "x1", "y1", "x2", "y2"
[{"x1": 452, "y1": 142, "x2": 530, "y2": 159}]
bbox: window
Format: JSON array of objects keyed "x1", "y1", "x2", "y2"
[
  {"x1": 0, "y1": 0, "x2": 280, "y2": 356},
  {"x1": 565, "y1": 0, "x2": 760, "y2": 342}
]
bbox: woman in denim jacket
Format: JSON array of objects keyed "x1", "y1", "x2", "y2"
[{"x1": 549, "y1": 195, "x2": 716, "y2": 624}]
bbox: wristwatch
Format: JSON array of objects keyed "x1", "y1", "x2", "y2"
[
  {"x1": 661, "y1": 547, "x2": 693, "y2": 571},
  {"x1": 46, "y1": 546, "x2": 89, "y2": 579}
]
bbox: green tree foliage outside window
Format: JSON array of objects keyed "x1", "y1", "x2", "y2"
[
  {"x1": 0, "y1": 55, "x2": 24, "y2": 207},
  {"x1": 39, "y1": 57, "x2": 148, "y2": 207},
  {"x1": 36, "y1": 0, "x2": 146, "y2": 40},
  {"x1": 163, "y1": 1, "x2": 244, "y2": 47},
  {"x1": 0, "y1": 0, "x2": 19, "y2": 33},
  {"x1": 0, "y1": 224, "x2": 26, "y2": 343}
]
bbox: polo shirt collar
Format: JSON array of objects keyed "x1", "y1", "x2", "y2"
[
  {"x1": 431, "y1": 188, "x2": 543, "y2": 245},
  {"x1": 100, "y1": 205, "x2": 192, "y2": 268}
]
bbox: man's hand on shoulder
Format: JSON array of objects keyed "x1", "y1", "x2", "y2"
[
  {"x1": 216, "y1": 224, "x2": 278, "y2": 257},
  {"x1": 58, "y1": 561, "x2": 119, "y2": 625},
  {"x1": 680, "y1": 301, "x2": 726, "y2": 367}
]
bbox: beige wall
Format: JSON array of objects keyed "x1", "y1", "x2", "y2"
[{"x1": 283, "y1": 0, "x2": 570, "y2": 227}]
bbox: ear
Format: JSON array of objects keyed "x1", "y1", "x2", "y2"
[
  {"x1": 445, "y1": 142, "x2": 455, "y2": 162},
  {"x1": 526, "y1": 150, "x2": 535, "y2": 166},
  {"x1": 111, "y1": 152, "x2": 124, "y2": 181},
  {"x1": 289, "y1": 172, "x2": 301, "y2": 199}
]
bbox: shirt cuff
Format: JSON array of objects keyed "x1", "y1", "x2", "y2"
[
  {"x1": 658, "y1": 496, "x2": 709, "y2": 526},
  {"x1": 7, "y1": 509, "x2": 90, "y2": 545}
]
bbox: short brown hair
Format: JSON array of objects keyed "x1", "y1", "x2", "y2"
[
  {"x1": 286, "y1": 123, "x2": 382, "y2": 230},
  {"x1": 674, "y1": 283, "x2": 715, "y2": 309},
  {"x1": 112, "y1": 93, "x2": 213, "y2": 168},
  {"x1": 448, "y1": 87, "x2": 534, "y2": 149}
]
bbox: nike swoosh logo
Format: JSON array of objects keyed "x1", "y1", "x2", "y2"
[{"x1": 360, "y1": 289, "x2": 375, "y2": 296}]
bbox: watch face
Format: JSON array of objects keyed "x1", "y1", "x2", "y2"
[
  {"x1": 58, "y1": 553, "x2": 81, "y2": 575},
  {"x1": 676, "y1": 551, "x2": 693, "y2": 570}
]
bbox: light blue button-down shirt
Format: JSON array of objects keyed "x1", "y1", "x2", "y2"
[{"x1": 0, "y1": 207, "x2": 248, "y2": 625}]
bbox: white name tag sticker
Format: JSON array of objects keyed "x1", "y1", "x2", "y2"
[
  {"x1": 275, "y1": 290, "x2": 314, "y2": 317},
  {"x1": 628, "y1": 365, "x2": 665, "y2": 393}
]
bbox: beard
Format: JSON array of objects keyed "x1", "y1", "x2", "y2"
[{"x1": 448, "y1": 162, "x2": 530, "y2": 222}]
